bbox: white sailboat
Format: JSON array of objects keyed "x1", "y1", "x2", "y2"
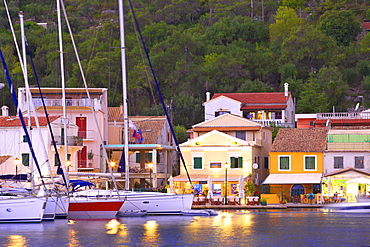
[{"x1": 73, "y1": 0, "x2": 194, "y2": 215}]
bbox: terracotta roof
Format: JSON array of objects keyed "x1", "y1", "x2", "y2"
[
  {"x1": 212, "y1": 92, "x2": 290, "y2": 104},
  {"x1": 271, "y1": 128, "x2": 328, "y2": 152},
  {"x1": 108, "y1": 106, "x2": 123, "y2": 121},
  {"x1": 363, "y1": 22, "x2": 370, "y2": 30},
  {"x1": 324, "y1": 167, "x2": 370, "y2": 177},
  {"x1": 128, "y1": 118, "x2": 167, "y2": 144},
  {"x1": 0, "y1": 155, "x2": 11, "y2": 164},
  {"x1": 0, "y1": 115, "x2": 61, "y2": 127}
]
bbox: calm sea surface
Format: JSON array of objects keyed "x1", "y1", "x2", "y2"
[{"x1": 1, "y1": 209, "x2": 370, "y2": 247}]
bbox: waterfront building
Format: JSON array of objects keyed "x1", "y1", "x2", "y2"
[
  {"x1": 175, "y1": 113, "x2": 272, "y2": 202},
  {"x1": 264, "y1": 128, "x2": 327, "y2": 203},
  {"x1": 106, "y1": 107, "x2": 176, "y2": 190},
  {"x1": 202, "y1": 83, "x2": 295, "y2": 128},
  {"x1": 17, "y1": 87, "x2": 108, "y2": 173}
]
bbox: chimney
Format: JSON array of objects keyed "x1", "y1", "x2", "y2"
[
  {"x1": 284, "y1": 83, "x2": 289, "y2": 97},
  {"x1": 206, "y1": 92, "x2": 210, "y2": 102},
  {"x1": 1, "y1": 105, "x2": 8, "y2": 116}
]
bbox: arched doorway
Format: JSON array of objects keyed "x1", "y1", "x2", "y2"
[{"x1": 291, "y1": 184, "x2": 305, "y2": 203}]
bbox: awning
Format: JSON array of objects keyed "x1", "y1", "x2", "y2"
[
  {"x1": 173, "y1": 174, "x2": 243, "y2": 182},
  {"x1": 263, "y1": 173, "x2": 322, "y2": 184}
]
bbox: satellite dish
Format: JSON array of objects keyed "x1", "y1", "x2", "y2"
[
  {"x1": 252, "y1": 163, "x2": 259, "y2": 169},
  {"x1": 355, "y1": 103, "x2": 360, "y2": 111}
]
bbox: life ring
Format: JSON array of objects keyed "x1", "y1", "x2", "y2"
[{"x1": 303, "y1": 198, "x2": 309, "y2": 204}]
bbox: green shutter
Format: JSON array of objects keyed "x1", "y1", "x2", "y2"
[
  {"x1": 22, "y1": 153, "x2": 29, "y2": 166},
  {"x1": 230, "y1": 157, "x2": 236, "y2": 168},
  {"x1": 238, "y1": 157, "x2": 243, "y2": 168},
  {"x1": 194, "y1": 157, "x2": 202, "y2": 169},
  {"x1": 136, "y1": 153, "x2": 141, "y2": 163}
]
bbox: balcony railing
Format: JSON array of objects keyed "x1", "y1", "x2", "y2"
[
  {"x1": 53, "y1": 135, "x2": 83, "y2": 146},
  {"x1": 317, "y1": 112, "x2": 370, "y2": 120},
  {"x1": 327, "y1": 142, "x2": 370, "y2": 150},
  {"x1": 29, "y1": 98, "x2": 102, "y2": 111},
  {"x1": 253, "y1": 119, "x2": 294, "y2": 128},
  {"x1": 77, "y1": 130, "x2": 94, "y2": 140}
]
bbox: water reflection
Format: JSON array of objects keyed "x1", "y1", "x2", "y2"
[
  {"x1": 68, "y1": 229, "x2": 80, "y2": 247},
  {"x1": 6, "y1": 235, "x2": 27, "y2": 247},
  {"x1": 142, "y1": 220, "x2": 160, "y2": 246}
]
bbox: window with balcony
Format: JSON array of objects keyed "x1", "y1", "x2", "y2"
[
  {"x1": 278, "y1": 155, "x2": 290, "y2": 171},
  {"x1": 355, "y1": 156, "x2": 364, "y2": 169},
  {"x1": 304, "y1": 155, "x2": 316, "y2": 171},
  {"x1": 334, "y1": 157, "x2": 343, "y2": 169}
]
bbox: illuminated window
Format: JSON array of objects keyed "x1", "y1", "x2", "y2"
[{"x1": 355, "y1": 156, "x2": 364, "y2": 169}]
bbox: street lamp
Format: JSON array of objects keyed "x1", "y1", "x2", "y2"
[
  {"x1": 148, "y1": 163, "x2": 153, "y2": 188},
  {"x1": 66, "y1": 160, "x2": 72, "y2": 171},
  {"x1": 14, "y1": 157, "x2": 20, "y2": 178},
  {"x1": 110, "y1": 160, "x2": 116, "y2": 171},
  {"x1": 224, "y1": 162, "x2": 229, "y2": 205}
]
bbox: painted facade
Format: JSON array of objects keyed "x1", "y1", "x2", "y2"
[
  {"x1": 265, "y1": 128, "x2": 327, "y2": 203},
  {"x1": 17, "y1": 87, "x2": 108, "y2": 173},
  {"x1": 203, "y1": 84, "x2": 295, "y2": 128},
  {"x1": 175, "y1": 114, "x2": 273, "y2": 199}
]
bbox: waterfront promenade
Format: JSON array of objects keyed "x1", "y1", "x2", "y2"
[{"x1": 192, "y1": 202, "x2": 324, "y2": 210}]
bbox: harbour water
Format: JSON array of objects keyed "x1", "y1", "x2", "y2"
[{"x1": 1, "y1": 209, "x2": 370, "y2": 246}]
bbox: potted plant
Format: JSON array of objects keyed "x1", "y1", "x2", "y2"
[{"x1": 260, "y1": 197, "x2": 267, "y2": 206}]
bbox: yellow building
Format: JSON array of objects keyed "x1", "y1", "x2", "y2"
[
  {"x1": 174, "y1": 114, "x2": 272, "y2": 201},
  {"x1": 264, "y1": 128, "x2": 327, "y2": 203}
]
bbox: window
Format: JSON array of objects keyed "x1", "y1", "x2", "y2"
[
  {"x1": 210, "y1": 162, "x2": 222, "y2": 169},
  {"x1": 230, "y1": 157, "x2": 243, "y2": 168},
  {"x1": 355, "y1": 156, "x2": 364, "y2": 169},
  {"x1": 264, "y1": 157, "x2": 269, "y2": 169},
  {"x1": 278, "y1": 156, "x2": 290, "y2": 170},
  {"x1": 334, "y1": 157, "x2": 343, "y2": 169},
  {"x1": 136, "y1": 152, "x2": 153, "y2": 163},
  {"x1": 193, "y1": 157, "x2": 202, "y2": 169},
  {"x1": 304, "y1": 156, "x2": 316, "y2": 171},
  {"x1": 215, "y1": 111, "x2": 230, "y2": 117},
  {"x1": 22, "y1": 153, "x2": 29, "y2": 166},
  {"x1": 22, "y1": 135, "x2": 28, "y2": 143},
  {"x1": 235, "y1": 131, "x2": 246, "y2": 140}
]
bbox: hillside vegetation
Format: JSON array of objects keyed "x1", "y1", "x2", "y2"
[{"x1": 0, "y1": 0, "x2": 370, "y2": 129}]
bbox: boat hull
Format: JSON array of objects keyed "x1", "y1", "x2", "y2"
[
  {"x1": 68, "y1": 198, "x2": 123, "y2": 219},
  {"x1": 55, "y1": 196, "x2": 69, "y2": 219},
  {"x1": 73, "y1": 190, "x2": 194, "y2": 215},
  {"x1": 0, "y1": 197, "x2": 45, "y2": 223},
  {"x1": 325, "y1": 202, "x2": 370, "y2": 213}
]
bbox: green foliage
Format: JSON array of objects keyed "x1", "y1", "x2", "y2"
[
  {"x1": 174, "y1": 125, "x2": 189, "y2": 144},
  {"x1": 317, "y1": 10, "x2": 362, "y2": 46},
  {"x1": 0, "y1": 0, "x2": 369, "y2": 129}
]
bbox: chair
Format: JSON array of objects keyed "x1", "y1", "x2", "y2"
[
  {"x1": 247, "y1": 197, "x2": 254, "y2": 205},
  {"x1": 253, "y1": 197, "x2": 260, "y2": 205}
]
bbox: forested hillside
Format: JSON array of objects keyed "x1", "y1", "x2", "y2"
[{"x1": 1, "y1": 0, "x2": 370, "y2": 131}]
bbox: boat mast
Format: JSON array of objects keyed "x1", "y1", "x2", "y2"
[
  {"x1": 118, "y1": 0, "x2": 130, "y2": 190},
  {"x1": 57, "y1": 0, "x2": 69, "y2": 183}
]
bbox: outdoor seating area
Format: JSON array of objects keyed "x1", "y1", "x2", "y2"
[{"x1": 192, "y1": 196, "x2": 242, "y2": 205}]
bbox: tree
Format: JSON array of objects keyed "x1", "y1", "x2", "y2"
[{"x1": 317, "y1": 10, "x2": 362, "y2": 46}]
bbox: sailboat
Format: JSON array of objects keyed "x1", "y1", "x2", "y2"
[{"x1": 72, "y1": 0, "x2": 194, "y2": 215}]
